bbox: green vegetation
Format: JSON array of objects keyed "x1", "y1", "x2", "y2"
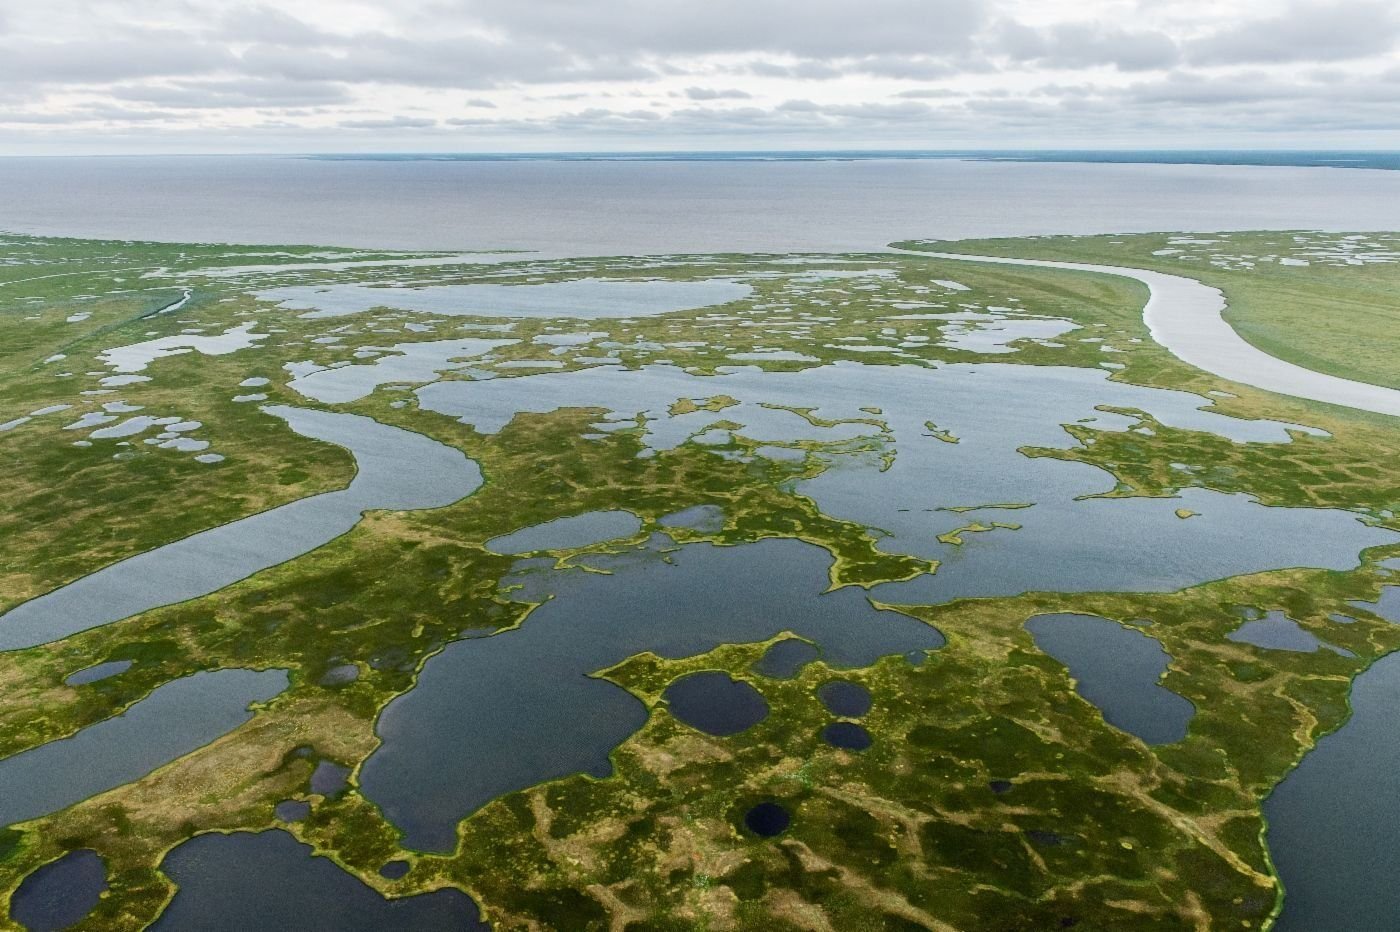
[{"x1": 0, "y1": 231, "x2": 1397, "y2": 930}]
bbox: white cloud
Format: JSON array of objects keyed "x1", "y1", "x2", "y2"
[{"x1": 0, "y1": 0, "x2": 1396, "y2": 151}]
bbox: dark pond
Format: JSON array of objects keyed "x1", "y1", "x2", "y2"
[
  {"x1": 663, "y1": 672, "x2": 769, "y2": 736},
  {"x1": 8, "y1": 849, "x2": 106, "y2": 932},
  {"x1": 744, "y1": 802, "x2": 791, "y2": 837},
  {"x1": 751, "y1": 638, "x2": 820, "y2": 679},
  {"x1": 1266, "y1": 651, "x2": 1400, "y2": 930},
  {"x1": 0, "y1": 668, "x2": 288, "y2": 829},
  {"x1": 379, "y1": 860, "x2": 411, "y2": 880},
  {"x1": 1025, "y1": 613, "x2": 1194, "y2": 745},
  {"x1": 64, "y1": 660, "x2": 133, "y2": 686},
  {"x1": 818, "y1": 680, "x2": 873, "y2": 718},
  {"x1": 822, "y1": 721, "x2": 873, "y2": 751},
  {"x1": 275, "y1": 800, "x2": 310, "y2": 822},
  {"x1": 151, "y1": 830, "x2": 487, "y2": 931},
  {"x1": 360, "y1": 536, "x2": 944, "y2": 851}
]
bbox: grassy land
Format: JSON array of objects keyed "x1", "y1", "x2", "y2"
[
  {"x1": 902, "y1": 231, "x2": 1400, "y2": 392},
  {"x1": 0, "y1": 232, "x2": 1397, "y2": 930}
]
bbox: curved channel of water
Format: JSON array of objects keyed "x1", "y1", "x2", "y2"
[
  {"x1": 0, "y1": 668, "x2": 288, "y2": 829},
  {"x1": 906, "y1": 250, "x2": 1400, "y2": 418},
  {"x1": 0, "y1": 407, "x2": 482, "y2": 651}
]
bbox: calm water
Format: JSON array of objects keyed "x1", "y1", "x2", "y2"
[
  {"x1": 486, "y1": 509, "x2": 642, "y2": 554},
  {"x1": 1266, "y1": 652, "x2": 1400, "y2": 930},
  {"x1": 663, "y1": 672, "x2": 770, "y2": 736},
  {"x1": 8, "y1": 849, "x2": 106, "y2": 932},
  {"x1": 0, "y1": 407, "x2": 480, "y2": 650},
  {"x1": 1025, "y1": 613, "x2": 1194, "y2": 745},
  {"x1": 0, "y1": 669, "x2": 287, "y2": 828},
  {"x1": 360, "y1": 535, "x2": 944, "y2": 851},
  {"x1": 153, "y1": 830, "x2": 486, "y2": 931},
  {"x1": 1, "y1": 157, "x2": 1399, "y2": 255},
  {"x1": 417, "y1": 361, "x2": 1398, "y2": 604}
]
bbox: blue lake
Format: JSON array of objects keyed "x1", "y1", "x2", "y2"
[{"x1": 1025, "y1": 613, "x2": 1194, "y2": 745}]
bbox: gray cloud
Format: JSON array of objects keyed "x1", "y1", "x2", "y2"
[
  {"x1": 683, "y1": 86, "x2": 752, "y2": 100},
  {"x1": 1187, "y1": 1, "x2": 1400, "y2": 65},
  {"x1": 994, "y1": 20, "x2": 1179, "y2": 71}
]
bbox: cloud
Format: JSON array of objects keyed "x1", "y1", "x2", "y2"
[
  {"x1": 2, "y1": 0, "x2": 1398, "y2": 150},
  {"x1": 684, "y1": 86, "x2": 752, "y2": 100},
  {"x1": 339, "y1": 115, "x2": 439, "y2": 129},
  {"x1": 994, "y1": 20, "x2": 1179, "y2": 71},
  {"x1": 1187, "y1": 1, "x2": 1400, "y2": 65},
  {"x1": 110, "y1": 78, "x2": 351, "y2": 109}
]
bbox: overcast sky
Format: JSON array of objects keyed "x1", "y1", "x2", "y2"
[{"x1": 1, "y1": 0, "x2": 1396, "y2": 153}]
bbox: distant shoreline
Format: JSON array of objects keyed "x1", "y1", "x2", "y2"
[{"x1": 301, "y1": 150, "x2": 1400, "y2": 171}]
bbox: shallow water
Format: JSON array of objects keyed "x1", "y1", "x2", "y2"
[
  {"x1": 8, "y1": 849, "x2": 107, "y2": 932},
  {"x1": 486, "y1": 509, "x2": 642, "y2": 555},
  {"x1": 658, "y1": 504, "x2": 726, "y2": 533},
  {"x1": 1228, "y1": 611, "x2": 1349, "y2": 654},
  {"x1": 663, "y1": 672, "x2": 770, "y2": 736},
  {"x1": 64, "y1": 659, "x2": 134, "y2": 686},
  {"x1": 1266, "y1": 651, "x2": 1400, "y2": 930},
  {"x1": 286, "y1": 337, "x2": 517, "y2": 403},
  {"x1": 152, "y1": 830, "x2": 486, "y2": 931},
  {"x1": 751, "y1": 638, "x2": 821, "y2": 679},
  {"x1": 1025, "y1": 613, "x2": 1194, "y2": 745},
  {"x1": 260, "y1": 278, "x2": 751, "y2": 319},
  {"x1": 0, "y1": 407, "x2": 480, "y2": 650},
  {"x1": 417, "y1": 360, "x2": 1395, "y2": 605},
  {"x1": 359, "y1": 536, "x2": 944, "y2": 851},
  {"x1": 0, "y1": 669, "x2": 287, "y2": 828}
]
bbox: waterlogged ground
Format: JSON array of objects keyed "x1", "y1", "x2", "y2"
[{"x1": 0, "y1": 231, "x2": 1398, "y2": 930}]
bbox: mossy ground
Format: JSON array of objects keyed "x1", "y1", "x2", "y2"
[{"x1": 0, "y1": 231, "x2": 1397, "y2": 930}]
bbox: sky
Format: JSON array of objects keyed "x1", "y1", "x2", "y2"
[{"x1": 0, "y1": 0, "x2": 1397, "y2": 154}]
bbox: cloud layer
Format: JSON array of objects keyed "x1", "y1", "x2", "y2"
[{"x1": 1, "y1": 0, "x2": 1396, "y2": 152}]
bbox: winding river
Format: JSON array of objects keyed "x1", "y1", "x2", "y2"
[
  {"x1": 0, "y1": 406, "x2": 482, "y2": 651},
  {"x1": 904, "y1": 250, "x2": 1400, "y2": 419}
]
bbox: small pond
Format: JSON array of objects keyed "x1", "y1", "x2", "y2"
[
  {"x1": 744, "y1": 802, "x2": 791, "y2": 838},
  {"x1": 663, "y1": 672, "x2": 769, "y2": 736}
]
